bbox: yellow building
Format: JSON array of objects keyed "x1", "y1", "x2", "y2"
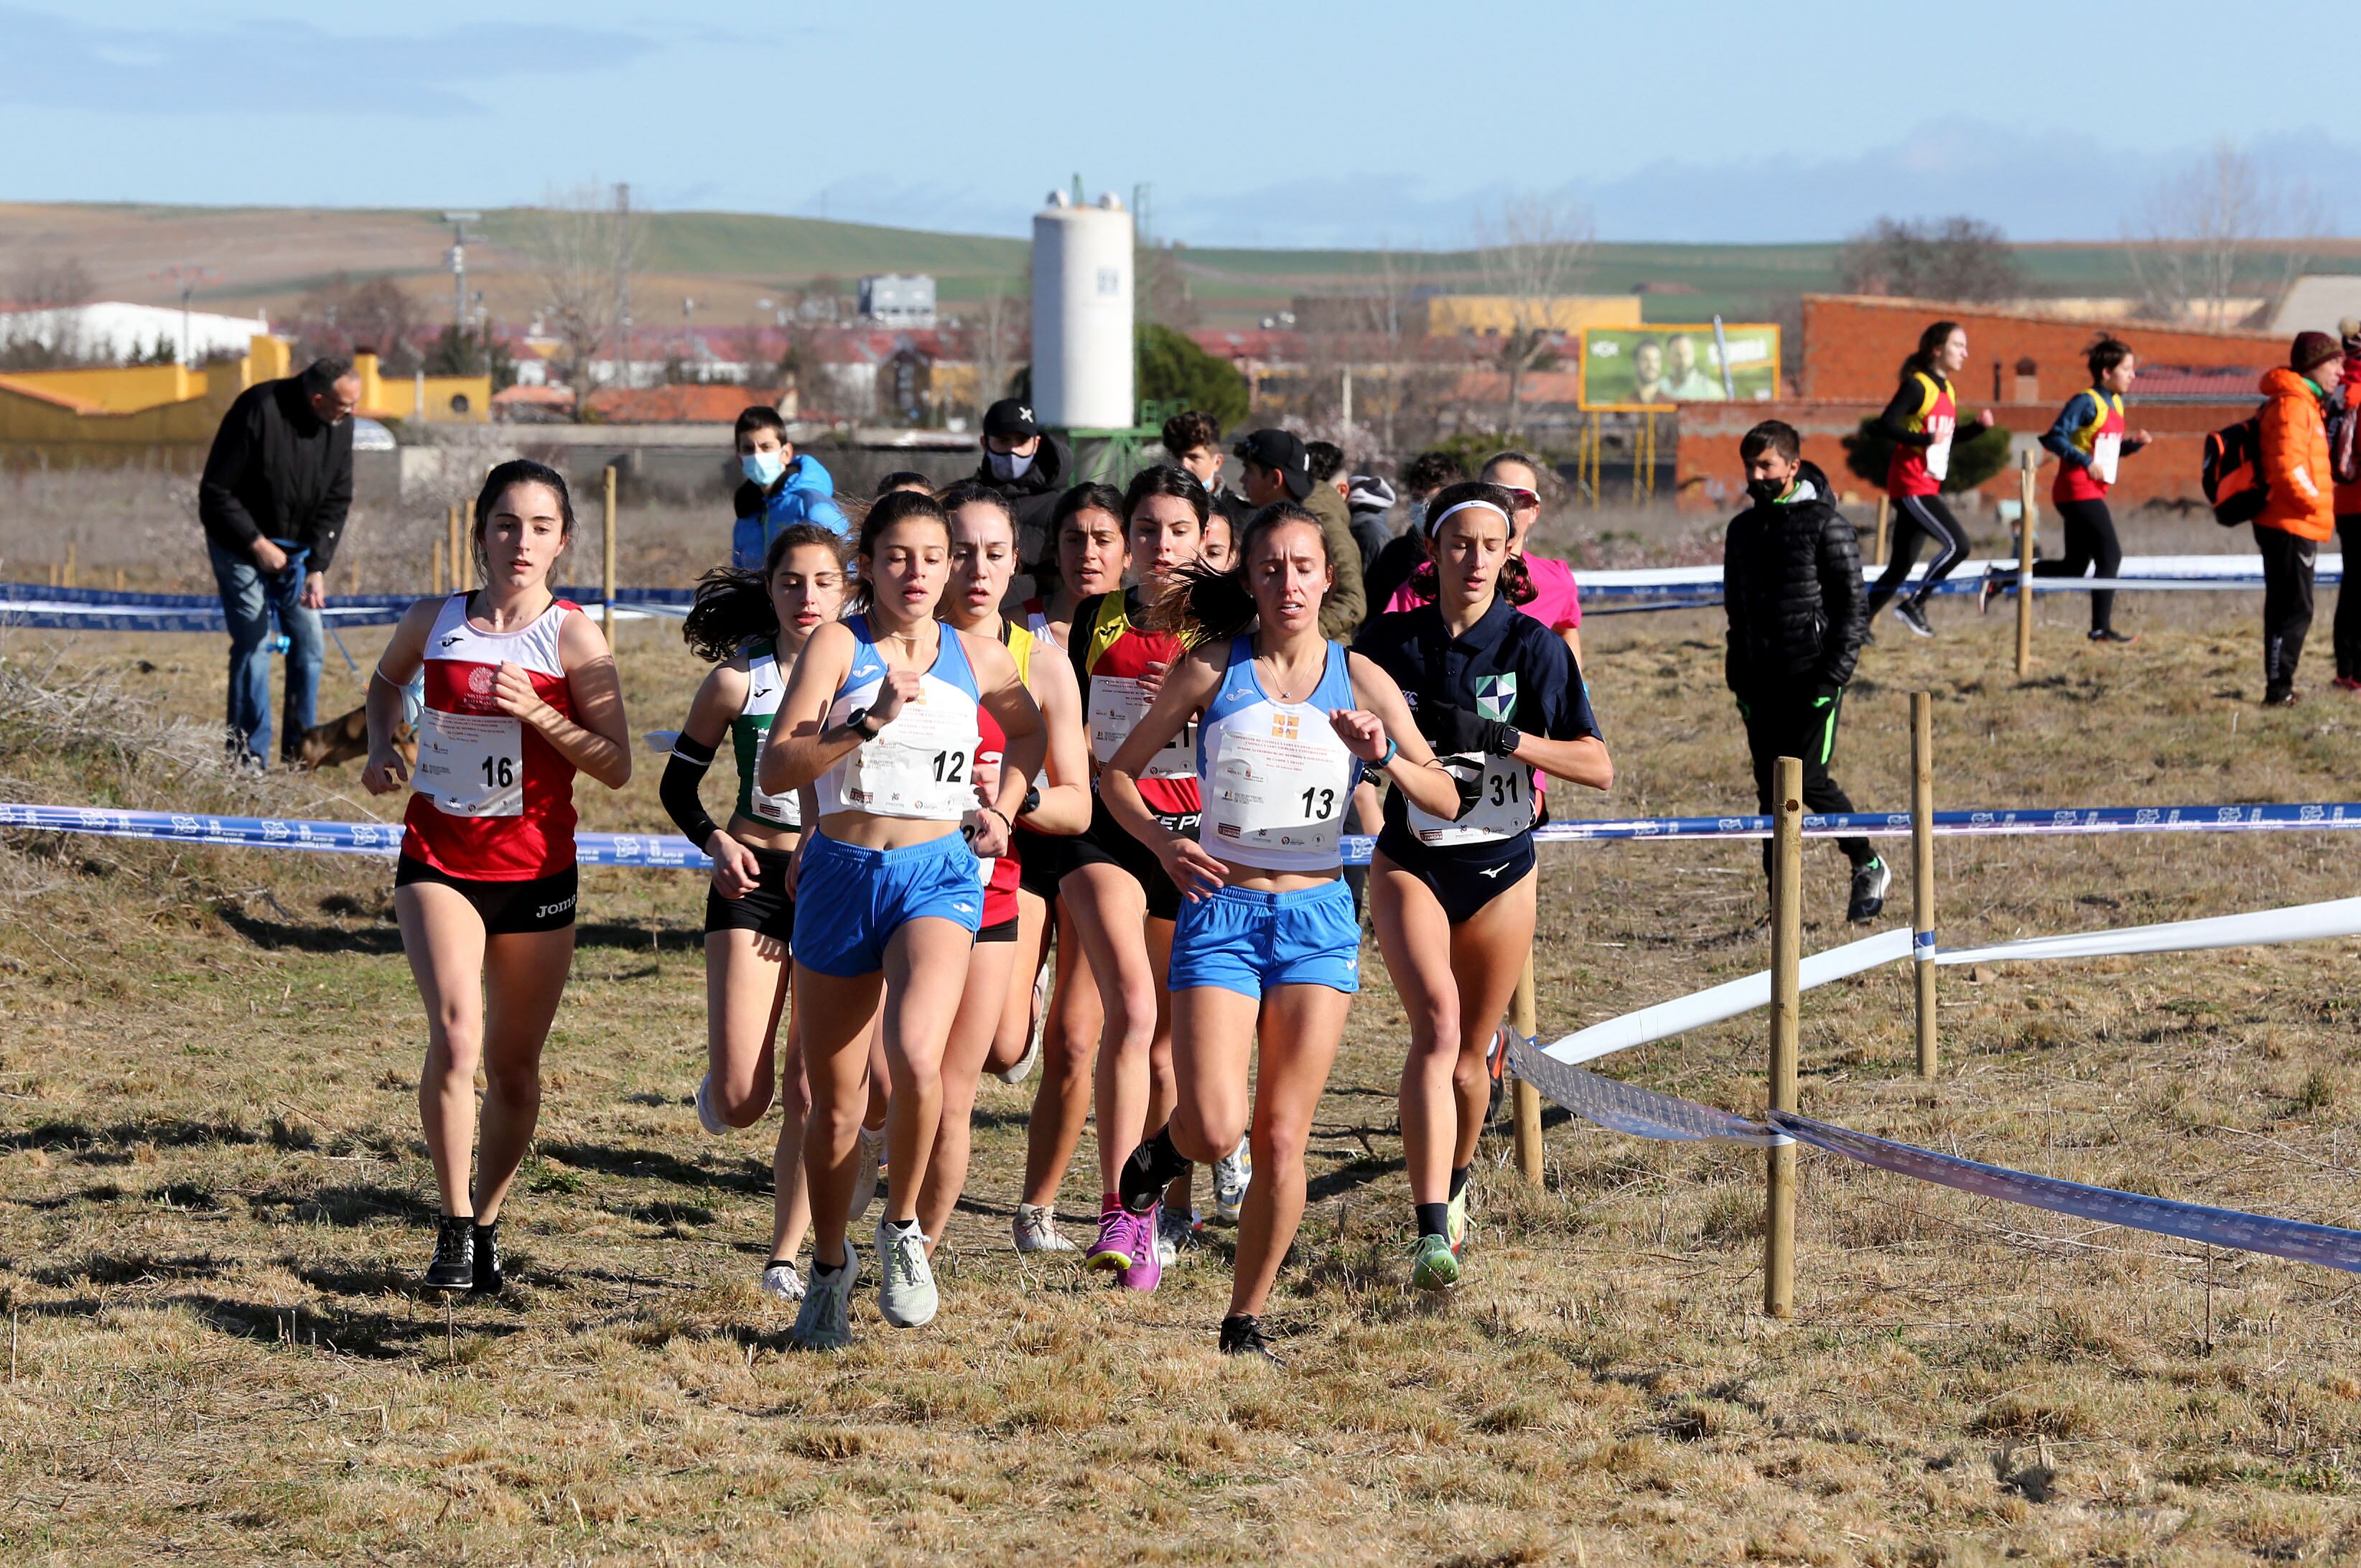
[
  {"x1": 350, "y1": 350, "x2": 492, "y2": 426},
  {"x1": 0, "y1": 335, "x2": 298, "y2": 468},
  {"x1": 1423, "y1": 295, "x2": 1643, "y2": 336}
]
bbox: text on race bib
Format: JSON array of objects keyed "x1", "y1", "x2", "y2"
[
  {"x1": 1088, "y1": 676, "x2": 1194, "y2": 778},
  {"x1": 841, "y1": 696, "x2": 976, "y2": 821},
  {"x1": 416, "y1": 709, "x2": 525, "y2": 818},
  {"x1": 1203, "y1": 722, "x2": 1351, "y2": 857}
]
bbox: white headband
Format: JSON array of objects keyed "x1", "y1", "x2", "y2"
[{"x1": 1425, "y1": 498, "x2": 1510, "y2": 537}]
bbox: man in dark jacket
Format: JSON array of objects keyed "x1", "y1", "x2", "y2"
[
  {"x1": 968, "y1": 397, "x2": 1071, "y2": 602},
  {"x1": 198, "y1": 355, "x2": 362, "y2": 767},
  {"x1": 1722, "y1": 420, "x2": 1886, "y2": 920},
  {"x1": 1234, "y1": 427, "x2": 1366, "y2": 637}
]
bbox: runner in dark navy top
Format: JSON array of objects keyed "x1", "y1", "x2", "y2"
[{"x1": 1351, "y1": 480, "x2": 1611, "y2": 1292}]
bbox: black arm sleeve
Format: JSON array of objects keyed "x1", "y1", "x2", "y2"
[
  {"x1": 1815, "y1": 510, "x2": 1867, "y2": 689},
  {"x1": 1875, "y1": 380, "x2": 1933, "y2": 447},
  {"x1": 661, "y1": 734, "x2": 724, "y2": 851}
]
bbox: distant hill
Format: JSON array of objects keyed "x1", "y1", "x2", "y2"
[{"x1": 2, "y1": 201, "x2": 2353, "y2": 335}]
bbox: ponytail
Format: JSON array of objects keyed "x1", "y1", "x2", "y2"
[
  {"x1": 679, "y1": 522, "x2": 847, "y2": 663},
  {"x1": 1901, "y1": 319, "x2": 1962, "y2": 384}
]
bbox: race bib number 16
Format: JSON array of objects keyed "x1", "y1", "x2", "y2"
[{"x1": 416, "y1": 709, "x2": 525, "y2": 817}]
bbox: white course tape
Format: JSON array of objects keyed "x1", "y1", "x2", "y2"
[{"x1": 1940, "y1": 896, "x2": 2361, "y2": 967}]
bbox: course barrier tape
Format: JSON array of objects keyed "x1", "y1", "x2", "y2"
[
  {"x1": 14, "y1": 801, "x2": 2361, "y2": 873},
  {"x1": 1504, "y1": 1049, "x2": 2361, "y2": 1274},
  {"x1": 0, "y1": 583, "x2": 693, "y2": 633},
  {"x1": 1533, "y1": 894, "x2": 2361, "y2": 1070}
]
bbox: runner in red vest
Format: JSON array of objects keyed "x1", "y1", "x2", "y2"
[
  {"x1": 363, "y1": 459, "x2": 633, "y2": 1295},
  {"x1": 1864, "y1": 321, "x2": 1995, "y2": 638}
]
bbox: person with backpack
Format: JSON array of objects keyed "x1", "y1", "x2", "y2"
[
  {"x1": 2253, "y1": 332, "x2": 2346, "y2": 706},
  {"x1": 2325, "y1": 322, "x2": 2361, "y2": 690},
  {"x1": 1982, "y1": 337, "x2": 2151, "y2": 642}
]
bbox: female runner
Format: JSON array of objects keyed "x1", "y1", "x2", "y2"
[
  {"x1": 1055, "y1": 467, "x2": 1211, "y2": 1287},
  {"x1": 760, "y1": 490, "x2": 1044, "y2": 1348},
  {"x1": 913, "y1": 482, "x2": 1092, "y2": 1256},
  {"x1": 1102, "y1": 503, "x2": 1462, "y2": 1358},
  {"x1": 363, "y1": 459, "x2": 632, "y2": 1292},
  {"x1": 658, "y1": 523, "x2": 850, "y2": 1302},
  {"x1": 1865, "y1": 319, "x2": 1996, "y2": 638},
  {"x1": 1354, "y1": 481, "x2": 1612, "y2": 1291}
]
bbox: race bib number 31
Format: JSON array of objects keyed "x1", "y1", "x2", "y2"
[{"x1": 416, "y1": 709, "x2": 525, "y2": 817}]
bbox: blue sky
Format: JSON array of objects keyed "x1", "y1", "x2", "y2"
[{"x1": 2, "y1": 0, "x2": 2350, "y2": 246}]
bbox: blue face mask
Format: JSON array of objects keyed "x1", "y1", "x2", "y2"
[{"x1": 742, "y1": 451, "x2": 787, "y2": 487}]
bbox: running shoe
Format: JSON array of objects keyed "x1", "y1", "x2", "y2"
[
  {"x1": 1121, "y1": 1204, "x2": 1164, "y2": 1292},
  {"x1": 1847, "y1": 857, "x2": 1891, "y2": 923},
  {"x1": 847, "y1": 1123, "x2": 887, "y2": 1223},
  {"x1": 1445, "y1": 1186, "x2": 1470, "y2": 1256},
  {"x1": 1155, "y1": 1204, "x2": 1196, "y2": 1267},
  {"x1": 2334, "y1": 676, "x2": 2361, "y2": 692},
  {"x1": 760, "y1": 1259, "x2": 806, "y2": 1301},
  {"x1": 1211, "y1": 1138, "x2": 1251, "y2": 1224},
  {"x1": 424, "y1": 1215, "x2": 473, "y2": 1291},
  {"x1": 1219, "y1": 1314, "x2": 1280, "y2": 1363},
  {"x1": 693, "y1": 1072, "x2": 729, "y2": 1136},
  {"x1": 791, "y1": 1244, "x2": 860, "y2": 1351},
  {"x1": 1893, "y1": 599, "x2": 1934, "y2": 638},
  {"x1": 2265, "y1": 688, "x2": 2301, "y2": 708},
  {"x1": 1976, "y1": 566, "x2": 2005, "y2": 615},
  {"x1": 875, "y1": 1219, "x2": 938, "y2": 1328},
  {"x1": 470, "y1": 1221, "x2": 503, "y2": 1296},
  {"x1": 1410, "y1": 1233, "x2": 1461, "y2": 1293},
  {"x1": 1012, "y1": 1203, "x2": 1075, "y2": 1254},
  {"x1": 2087, "y1": 627, "x2": 2137, "y2": 645},
  {"x1": 997, "y1": 961, "x2": 1051, "y2": 1085},
  {"x1": 1085, "y1": 1205, "x2": 1137, "y2": 1275}
]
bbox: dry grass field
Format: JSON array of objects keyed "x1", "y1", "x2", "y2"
[{"x1": 4, "y1": 564, "x2": 2361, "y2": 1564}]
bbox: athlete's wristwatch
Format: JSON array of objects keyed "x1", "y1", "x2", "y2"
[
  {"x1": 1020, "y1": 785, "x2": 1041, "y2": 818},
  {"x1": 845, "y1": 706, "x2": 882, "y2": 741}
]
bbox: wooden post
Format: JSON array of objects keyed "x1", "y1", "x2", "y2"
[
  {"x1": 432, "y1": 534, "x2": 445, "y2": 597},
  {"x1": 113, "y1": 567, "x2": 126, "y2": 593},
  {"x1": 63, "y1": 543, "x2": 76, "y2": 589},
  {"x1": 2015, "y1": 449, "x2": 2037, "y2": 678},
  {"x1": 1763, "y1": 755, "x2": 1802, "y2": 1320},
  {"x1": 602, "y1": 463, "x2": 619, "y2": 640},
  {"x1": 460, "y1": 500, "x2": 476, "y2": 593},
  {"x1": 1911, "y1": 693, "x2": 1937, "y2": 1079},
  {"x1": 1873, "y1": 495, "x2": 1891, "y2": 568},
  {"x1": 1511, "y1": 955, "x2": 1542, "y2": 1187}
]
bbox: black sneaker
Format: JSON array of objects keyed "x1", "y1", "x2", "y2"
[
  {"x1": 1977, "y1": 566, "x2": 2005, "y2": 615},
  {"x1": 1846, "y1": 857, "x2": 1891, "y2": 923},
  {"x1": 425, "y1": 1215, "x2": 474, "y2": 1290},
  {"x1": 470, "y1": 1221, "x2": 503, "y2": 1296},
  {"x1": 1219, "y1": 1314, "x2": 1280, "y2": 1363},
  {"x1": 2087, "y1": 627, "x2": 2136, "y2": 645},
  {"x1": 2264, "y1": 687, "x2": 2301, "y2": 708},
  {"x1": 1893, "y1": 599, "x2": 1934, "y2": 639}
]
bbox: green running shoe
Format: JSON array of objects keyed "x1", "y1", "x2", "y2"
[
  {"x1": 1445, "y1": 1186, "x2": 1469, "y2": 1257},
  {"x1": 1410, "y1": 1232, "x2": 1461, "y2": 1293}
]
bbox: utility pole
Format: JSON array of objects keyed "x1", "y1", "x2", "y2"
[
  {"x1": 151, "y1": 263, "x2": 218, "y2": 367},
  {"x1": 442, "y1": 211, "x2": 483, "y2": 368}
]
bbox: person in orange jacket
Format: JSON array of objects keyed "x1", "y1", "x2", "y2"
[
  {"x1": 2327, "y1": 321, "x2": 2361, "y2": 690},
  {"x1": 2255, "y1": 332, "x2": 2346, "y2": 706}
]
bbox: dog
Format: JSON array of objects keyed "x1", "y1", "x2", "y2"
[{"x1": 298, "y1": 704, "x2": 416, "y2": 773}]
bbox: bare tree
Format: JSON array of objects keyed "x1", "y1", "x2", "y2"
[
  {"x1": 0, "y1": 256, "x2": 96, "y2": 368},
  {"x1": 1837, "y1": 216, "x2": 2021, "y2": 303},
  {"x1": 522, "y1": 180, "x2": 640, "y2": 414},
  {"x1": 1473, "y1": 197, "x2": 1593, "y2": 439},
  {"x1": 968, "y1": 287, "x2": 1028, "y2": 414},
  {"x1": 2126, "y1": 141, "x2": 2324, "y2": 329}
]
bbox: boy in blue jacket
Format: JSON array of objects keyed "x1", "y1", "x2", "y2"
[{"x1": 730, "y1": 405, "x2": 848, "y2": 568}]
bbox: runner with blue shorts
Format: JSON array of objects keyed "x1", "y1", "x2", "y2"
[
  {"x1": 758, "y1": 490, "x2": 1045, "y2": 1350},
  {"x1": 1098, "y1": 502, "x2": 1464, "y2": 1361}
]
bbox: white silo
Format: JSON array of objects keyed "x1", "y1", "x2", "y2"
[{"x1": 1031, "y1": 190, "x2": 1134, "y2": 430}]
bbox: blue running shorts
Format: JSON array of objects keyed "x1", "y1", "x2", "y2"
[
  {"x1": 1168, "y1": 879, "x2": 1361, "y2": 1000},
  {"x1": 792, "y1": 829, "x2": 982, "y2": 978}
]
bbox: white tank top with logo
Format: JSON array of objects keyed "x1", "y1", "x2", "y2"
[
  {"x1": 814, "y1": 617, "x2": 984, "y2": 823},
  {"x1": 1196, "y1": 637, "x2": 1362, "y2": 873}
]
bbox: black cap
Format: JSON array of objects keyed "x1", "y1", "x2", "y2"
[
  {"x1": 984, "y1": 398, "x2": 1038, "y2": 440},
  {"x1": 1231, "y1": 428, "x2": 1312, "y2": 500}
]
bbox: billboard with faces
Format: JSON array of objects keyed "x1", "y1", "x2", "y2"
[{"x1": 1577, "y1": 324, "x2": 1781, "y2": 411}]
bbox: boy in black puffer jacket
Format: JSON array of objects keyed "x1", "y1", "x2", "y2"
[{"x1": 1723, "y1": 421, "x2": 1888, "y2": 922}]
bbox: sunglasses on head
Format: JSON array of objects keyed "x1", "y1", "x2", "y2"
[{"x1": 1499, "y1": 487, "x2": 1540, "y2": 510}]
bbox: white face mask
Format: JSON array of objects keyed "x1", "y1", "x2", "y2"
[
  {"x1": 988, "y1": 449, "x2": 1035, "y2": 482},
  {"x1": 742, "y1": 451, "x2": 786, "y2": 487}
]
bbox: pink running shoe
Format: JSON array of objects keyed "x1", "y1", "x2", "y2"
[
  {"x1": 1086, "y1": 1203, "x2": 1135, "y2": 1274},
  {"x1": 1119, "y1": 1203, "x2": 1163, "y2": 1292}
]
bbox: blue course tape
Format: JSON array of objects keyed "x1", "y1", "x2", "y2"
[{"x1": 1913, "y1": 928, "x2": 1937, "y2": 955}]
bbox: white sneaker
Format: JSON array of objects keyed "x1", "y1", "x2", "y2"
[
  {"x1": 760, "y1": 1259, "x2": 805, "y2": 1301},
  {"x1": 847, "y1": 1123, "x2": 887, "y2": 1223},
  {"x1": 996, "y1": 961, "x2": 1051, "y2": 1084},
  {"x1": 1155, "y1": 1204, "x2": 1196, "y2": 1267},
  {"x1": 694, "y1": 1073, "x2": 729, "y2": 1137},
  {"x1": 790, "y1": 1243, "x2": 858, "y2": 1350},
  {"x1": 875, "y1": 1219, "x2": 939, "y2": 1328},
  {"x1": 1012, "y1": 1203, "x2": 1075, "y2": 1253},
  {"x1": 1213, "y1": 1137, "x2": 1251, "y2": 1224}
]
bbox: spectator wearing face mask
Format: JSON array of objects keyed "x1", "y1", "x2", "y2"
[
  {"x1": 731, "y1": 405, "x2": 849, "y2": 569},
  {"x1": 971, "y1": 398, "x2": 1074, "y2": 597}
]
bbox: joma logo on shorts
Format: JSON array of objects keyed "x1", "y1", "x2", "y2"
[{"x1": 536, "y1": 896, "x2": 577, "y2": 918}]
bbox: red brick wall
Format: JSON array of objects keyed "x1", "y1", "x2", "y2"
[
  {"x1": 1675, "y1": 399, "x2": 2253, "y2": 513},
  {"x1": 1799, "y1": 294, "x2": 2285, "y2": 403}
]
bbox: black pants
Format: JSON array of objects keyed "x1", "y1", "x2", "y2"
[
  {"x1": 2334, "y1": 516, "x2": 2361, "y2": 680},
  {"x1": 2256, "y1": 524, "x2": 2317, "y2": 699},
  {"x1": 1867, "y1": 493, "x2": 1970, "y2": 617},
  {"x1": 1741, "y1": 690, "x2": 1873, "y2": 873},
  {"x1": 2033, "y1": 498, "x2": 2123, "y2": 634}
]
